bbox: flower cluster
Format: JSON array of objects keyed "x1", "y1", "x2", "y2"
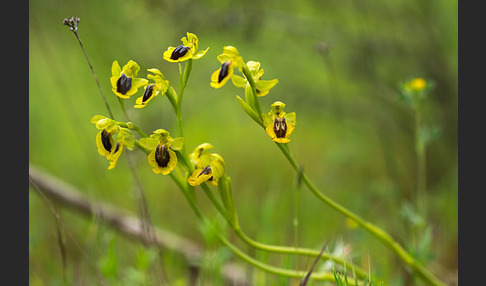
[
  {"x1": 210, "y1": 46, "x2": 296, "y2": 143},
  {"x1": 91, "y1": 32, "x2": 295, "y2": 187},
  {"x1": 91, "y1": 32, "x2": 229, "y2": 186}
]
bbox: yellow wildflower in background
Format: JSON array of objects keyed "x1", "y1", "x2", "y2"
[{"x1": 406, "y1": 77, "x2": 427, "y2": 92}]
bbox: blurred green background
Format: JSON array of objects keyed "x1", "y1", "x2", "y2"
[{"x1": 29, "y1": 0, "x2": 457, "y2": 285}]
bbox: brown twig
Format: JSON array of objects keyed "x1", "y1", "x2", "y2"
[{"x1": 29, "y1": 164, "x2": 250, "y2": 286}]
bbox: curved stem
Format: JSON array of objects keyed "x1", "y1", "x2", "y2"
[
  {"x1": 275, "y1": 142, "x2": 445, "y2": 286},
  {"x1": 168, "y1": 173, "x2": 349, "y2": 284},
  {"x1": 199, "y1": 183, "x2": 368, "y2": 279},
  {"x1": 117, "y1": 122, "x2": 147, "y2": 138}
]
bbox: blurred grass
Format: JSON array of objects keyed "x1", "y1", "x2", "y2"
[{"x1": 29, "y1": 0, "x2": 457, "y2": 284}]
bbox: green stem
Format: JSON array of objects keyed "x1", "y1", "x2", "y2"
[
  {"x1": 293, "y1": 171, "x2": 301, "y2": 256},
  {"x1": 199, "y1": 183, "x2": 368, "y2": 279},
  {"x1": 69, "y1": 27, "x2": 115, "y2": 120},
  {"x1": 117, "y1": 97, "x2": 131, "y2": 122},
  {"x1": 176, "y1": 59, "x2": 193, "y2": 125},
  {"x1": 174, "y1": 60, "x2": 193, "y2": 163},
  {"x1": 415, "y1": 109, "x2": 427, "y2": 216},
  {"x1": 117, "y1": 122, "x2": 147, "y2": 138},
  {"x1": 275, "y1": 142, "x2": 445, "y2": 286},
  {"x1": 169, "y1": 173, "x2": 348, "y2": 284}
]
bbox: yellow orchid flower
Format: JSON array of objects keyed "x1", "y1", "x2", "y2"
[
  {"x1": 232, "y1": 60, "x2": 278, "y2": 97},
  {"x1": 188, "y1": 152, "x2": 225, "y2": 186},
  {"x1": 262, "y1": 101, "x2": 296, "y2": 143},
  {"x1": 139, "y1": 129, "x2": 184, "y2": 175},
  {"x1": 91, "y1": 115, "x2": 135, "y2": 169},
  {"x1": 210, "y1": 46, "x2": 244, "y2": 89},
  {"x1": 134, "y1": 68, "x2": 169, "y2": 108},
  {"x1": 110, "y1": 60, "x2": 148, "y2": 99},
  {"x1": 163, "y1": 32, "x2": 209, "y2": 63}
]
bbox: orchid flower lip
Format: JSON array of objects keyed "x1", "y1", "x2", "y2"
[
  {"x1": 273, "y1": 117, "x2": 287, "y2": 138},
  {"x1": 142, "y1": 84, "x2": 155, "y2": 103},
  {"x1": 113, "y1": 143, "x2": 121, "y2": 154},
  {"x1": 101, "y1": 130, "x2": 113, "y2": 152},
  {"x1": 155, "y1": 144, "x2": 170, "y2": 167},
  {"x1": 171, "y1": 45, "x2": 190, "y2": 60},
  {"x1": 218, "y1": 61, "x2": 232, "y2": 83},
  {"x1": 116, "y1": 73, "x2": 132, "y2": 94},
  {"x1": 198, "y1": 165, "x2": 212, "y2": 177}
]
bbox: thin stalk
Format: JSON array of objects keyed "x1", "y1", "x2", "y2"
[
  {"x1": 117, "y1": 97, "x2": 131, "y2": 122},
  {"x1": 63, "y1": 17, "x2": 114, "y2": 119},
  {"x1": 173, "y1": 60, "x2": 194, "y2": 170},
  {"x1": 415, "y1": 109, "x2": 427, "y2": 217},
  {"x1": 64, "y1": 17, "x2": 166, "y2": 283},
  {"x1": 176, "y1": 59, "x2": 193, "y2": 137},
  {"x1": 293, "y1": 167, "x2": 302, "y2": 263},
  {"x1": 117, "y1": 122, "x2": 147, "y2": 138},
  {"x1": 275, "y1": 142, "x2": 445, "y2": 286},
  {"x1": 29, "y1": 175, "x2": 108, "y2": 285}
]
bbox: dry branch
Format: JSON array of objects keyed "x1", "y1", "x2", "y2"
[{"x1": 29, "y1": 164, "x2": 250, "y2": 286}]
